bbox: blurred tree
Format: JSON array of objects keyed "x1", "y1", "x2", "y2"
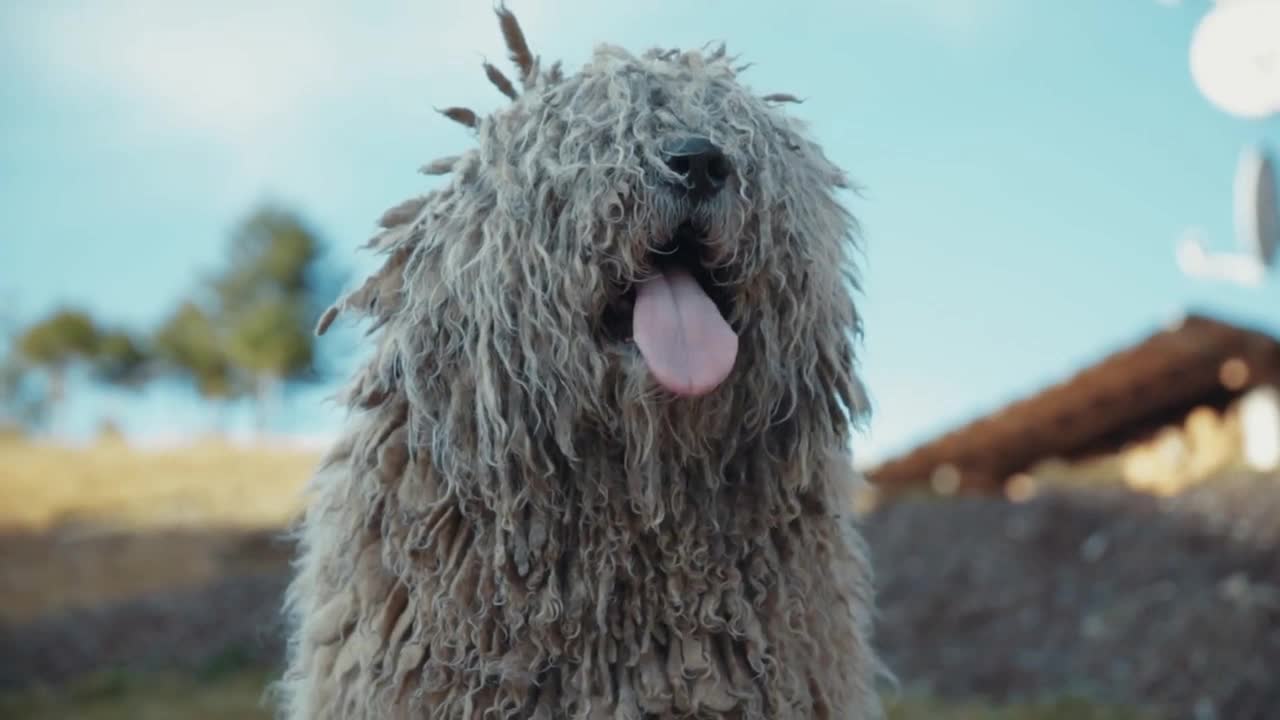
[
  {"x1": 0, "y1": 299, "x2": 47, "y2": 434},
  {"x1": 0, "y1": 354, "x2": 49, "y2": 433},
  {"x1": 11, "y1": 308, "x2": 155, "y2": 433},
  {"x1": 224, "y1": 296, "x2": 315, "y2": 430},
  {"x1": 153, "y1": 300, "x2": 243, "y2": 406},
  {"x1": 91, "y1": 329, "x2": 152, "y2": 388},
  {"x1": 14, "y1": 308, "x2": 101, "y2": 408},
  {"x1": 167, "y1": 204, "x2": 345, "y2": 434},
  {"x1": 213, "y1": 205, "x2": 344, "y2": 432}
]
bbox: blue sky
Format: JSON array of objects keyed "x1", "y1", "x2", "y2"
[{"x1": 3, "y1": 0, "x2": 1279, "y2": 464}]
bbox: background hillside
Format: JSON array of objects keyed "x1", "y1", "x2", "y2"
[{"x1": 2, "y1": 427, "x2": 1277, "y2": 719}]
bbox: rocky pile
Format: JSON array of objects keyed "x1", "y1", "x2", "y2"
[{"x1": 867, "y1": 484, "x2": 1280, "y2": 719}]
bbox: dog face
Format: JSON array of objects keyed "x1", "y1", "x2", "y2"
[
  {"x1": 324, "y1": 8, "x2": 866, "y2": 468},
  {"x1": 532, "y1": 45, "x2": 858, "y2": 400}
]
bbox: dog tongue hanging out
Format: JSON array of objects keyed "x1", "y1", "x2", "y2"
[
  {"x1": 633, "y1": 266, "x2": 739, "y2": 397},
  {"x1": 281, "y1": 4, "x2": 880, "y2": 719}
]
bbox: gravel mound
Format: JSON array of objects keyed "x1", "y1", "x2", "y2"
[
  {"x1": 0, "y1": 573, "x2": 289, "y2": 690},
  {"x1": 866, "y1": 486, "x2": 1280, "y2": 719}
]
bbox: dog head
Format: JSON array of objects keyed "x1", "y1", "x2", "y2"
[{"x1": 322, "y1": 6, "x2": 867, "y2": 479}]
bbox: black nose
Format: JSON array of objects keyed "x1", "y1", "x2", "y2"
[{"x1": 664, "y1": 136, "x2": 731, "y2": 200}]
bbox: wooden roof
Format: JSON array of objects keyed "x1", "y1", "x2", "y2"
[{"x1": 866, "y1": 311, "x2": 1280, "y2": 495}]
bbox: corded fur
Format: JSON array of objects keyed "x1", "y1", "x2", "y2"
[{"x1": 277, "y1": 8, "x2": 882, "y2": 719}]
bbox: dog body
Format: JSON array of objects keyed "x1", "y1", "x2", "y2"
[{"x1": 279, "y1": 9, "x2": 879, "y2": 719}]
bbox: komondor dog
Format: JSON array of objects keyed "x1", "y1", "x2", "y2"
[{"x1": 278, "y1": 6, "x2": 880, "y2": 718}]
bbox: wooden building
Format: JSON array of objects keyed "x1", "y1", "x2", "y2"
[{"x1": 866, "y1": 311, "x2": 1280, "y2": 497}]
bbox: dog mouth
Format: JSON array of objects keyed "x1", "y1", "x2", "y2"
[{"x1": 602, "y1": 222, "x2": 739, "y2": 397}]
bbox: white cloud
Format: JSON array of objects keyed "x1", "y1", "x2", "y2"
[
  {"x1": 2, "y1": 0, "x2": 577, "y2": 229},
  {"x1": 889, "y1": 0, "x2": 1008, "y2": 39},
  {"x1": 9, "y1": 1, "x2": 553, "y2": 155}
]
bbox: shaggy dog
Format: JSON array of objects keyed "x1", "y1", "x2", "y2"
[{"x1": 278, "y1": 7, "x2": 880, "y2": 719}]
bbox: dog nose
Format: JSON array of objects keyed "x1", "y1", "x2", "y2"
[{"x1": 663, "y1": 136, "x2": 731, "y2": 200}]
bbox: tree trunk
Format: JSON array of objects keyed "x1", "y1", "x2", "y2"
[
  {"x1": 212, "y1": 400, "x2": 230, "y2": 440},
  {"x1": 48, "y1": 367, "x2": 66, "y2": 406},
  {"x1": 254, "y1": 373, "x2": 280, "y2": 439},
  {"x1": 48, "y1": 366, "x2": 67, "y2": 437}
]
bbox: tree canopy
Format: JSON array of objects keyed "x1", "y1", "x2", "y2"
[
  {"x1": 7, "y1": 201, "x2": 347, "y2": 436},
  {"x1": 153, "y1": 203, "x2": 345, "y2": 430},
  {"x1": 153, "y1": 301, "x2": 241, "y2": 401},
  {"x1": 16, "y1": 309, "x2": 100, "y2": 372}
]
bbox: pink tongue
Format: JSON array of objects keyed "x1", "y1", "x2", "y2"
[{"x1": 632, "y1": 267, "x2": 739, "y2": 397}]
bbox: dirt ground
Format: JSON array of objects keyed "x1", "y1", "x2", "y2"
[
  {"x1": 2, "y1": 479, "x2": 1278, "y2": 719},
  {"x1": 866, "y1": 481, "x2": 1280, "y2": 720},
  {"x1": 0, "y1": 527, "x2": 293, "y2": 689}
]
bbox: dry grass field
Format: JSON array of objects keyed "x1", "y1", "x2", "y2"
[
  {"x1": 0, "y1": 433, "x2": 315, "y2": 533},
  {"x1": 0, "y1": 434, "x2": 316, "y2": 623}
]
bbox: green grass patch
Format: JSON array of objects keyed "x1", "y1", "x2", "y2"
[
  {"x1": 886, "y1": 692, "x2": 1158, "y2": 720},
  {"x1": 1, "y1": 668, "x2": 1157, "y2": 720},
  {"x1": 0, "y1": 668, "x2": 278, "y2": 720}
]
